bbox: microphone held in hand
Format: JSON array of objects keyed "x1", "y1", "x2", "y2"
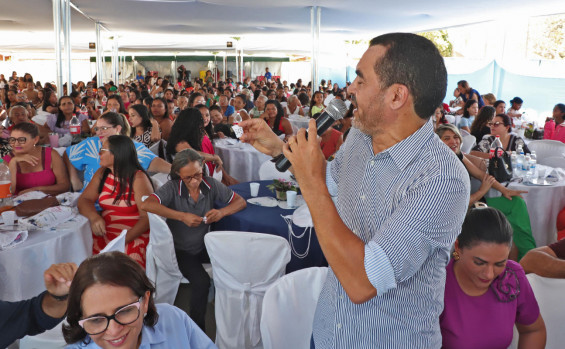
[{"x1": 275, "y1": 99, "x2": 348, "y2": 172}]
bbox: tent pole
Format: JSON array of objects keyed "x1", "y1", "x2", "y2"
[
  {"x1": 223, "y1": 52, "x2": 226, "y2": 82},
  {"x1": 311, "y1": 6, "x2": 320, "y2": 92},
  {"x1": 62, "y1": 0, "x2": 71, "y2": 94},
  {"x1": 112, "y1": 36, "x2": 118, "y2": 84},
  {"x1": 52, "y1": 0, "x2": 63, "y2": 98},
  {"x1": 95, "y1": 22, "x2": 104, "y2": 87},
  {"x1": 240, "y1": 48, "x2": 244, "y2": 83},
  {"x1": 235, "y1": 47, "x2": 239, "y2": 85}
]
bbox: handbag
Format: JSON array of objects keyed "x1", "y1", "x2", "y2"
[
  {"x1": 488, "y1": 147, "x2": 513, "y2": 183},
  {"x1": 15, "y1": 196, "x2": 60, "y2": 218}
]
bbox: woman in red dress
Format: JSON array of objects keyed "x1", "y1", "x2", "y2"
[{"x1": 78, "y1": 135, "x2": 154, "y2": 268}]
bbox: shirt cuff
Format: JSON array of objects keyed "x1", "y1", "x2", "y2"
[{"x1": 364, "y1": 241, "x2": 397, "y2": 296}]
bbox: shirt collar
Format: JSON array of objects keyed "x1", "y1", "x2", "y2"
[
  {"x1": 138, "y1": 324, "x2": 166, "y2": 348},
  {"x1": 360, "y1": 119, "x2": 434, "y2": 171},
  {"x1": 178, "y1": 177, "x2": 212, "y2": 199}
]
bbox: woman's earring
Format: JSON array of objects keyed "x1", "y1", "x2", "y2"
[{"x1": 452, "y1": 251, "x2": 460, "y2": 261}]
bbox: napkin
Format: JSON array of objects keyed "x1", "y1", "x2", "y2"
[
  {"x1": 247, "y1": 197, "x2": 278, "y2": 207},
  {"x1": 19, "y1": 206, "x2": 76, "y2": 230},
  {"x1": 213, "y1": 168, "x2": 223, "y2": 182},
  {"x1": 0, "y1": 230, "x2": 28, "y2": 250},
  {"x1": 13, "y1": 191, "x2": 47, "y2": 205},
  {"x1": 547, "y1": 167, "x2": 565, "y2": 181},
  {"x1": 292, "y1": 204, "x2": 313, "y2": 227},
  {"x1": 56, "y1": 192, "x2": 81, "y2": 207}
]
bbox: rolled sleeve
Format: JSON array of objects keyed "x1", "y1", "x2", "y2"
[{"x1": 364, "y1": 241, "x2": 397, "y2": 295}]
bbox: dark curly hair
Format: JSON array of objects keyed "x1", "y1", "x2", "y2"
[{"x1": 166, "y1": 107, "x2": 204, "y2": 160}]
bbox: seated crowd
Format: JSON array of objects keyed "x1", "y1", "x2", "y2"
[{"x1": 2, "y1": 69, "x2": 565, "y2": 348}]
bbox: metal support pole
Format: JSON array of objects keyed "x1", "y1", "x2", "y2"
[
  {"x1": 62, "y1": 0, "x2": 71, "y2": 94},
  {"x1": 213, "y1": 54, "x2": 217, "y2": 83},
  {"x1": 52, "y1": 0, "x2": 63, "y2": 97},
  {"x1": 234, "y1": 48, "x2": 239, "y2": 85},
  {"x1": 112, "y1": 36, "x2": 118, "y2": 83},
  {"x1": 240, "y1": 48, "x2": 244, "y2": 83},
  {"x1": 95, "y1": 22, "x2": 104, "y2": 87},
  {"x1": 311, "y1": 6, "x2": 320, "y2": 92},
  {"x1": 223, "y1": 52, "x2": 226, "y2": 82}
]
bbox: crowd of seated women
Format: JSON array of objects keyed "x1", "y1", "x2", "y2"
[{"x1": 2, "y1": 71, "x2": 562, "y2": 347}]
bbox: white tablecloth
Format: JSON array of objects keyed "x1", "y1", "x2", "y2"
[
  {"x1": 507, "y1": 180, "x2": 565, "y2": 247},
  {"x1": 214, "y1": 139, "x2": 271, "y2": 182},
  {"x1": 0, "y1": 215, "x2": 92, "y2": 302}
]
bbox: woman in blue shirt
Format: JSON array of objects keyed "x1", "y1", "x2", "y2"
[
  {"x1": 458, "y1": 99, "x2": 478, "y2": 134},
  {"x1": 63, "y1": 252, "x2": 216, "y2": 349}
]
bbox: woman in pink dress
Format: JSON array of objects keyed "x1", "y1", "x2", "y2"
[{"x1": 78, "y1": 135, "x2": 154, "y2": 268}]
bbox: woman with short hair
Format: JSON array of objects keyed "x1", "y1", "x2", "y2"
[{"x1": 141, "y1": 149, "x2": 246, "y2": 330}]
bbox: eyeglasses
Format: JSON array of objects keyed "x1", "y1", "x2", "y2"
[
  {"x1": 487, "y1": 122, "x2": 504, "y2": 127},
  {"x1": 93, "y1": 126, "x2": 115, "y2": 132},
  {"x1": 8, "y1": 137, "x2": 27, "y2": 144},
  {"x1": 180, "y1": 172, "x2": 203, "y2": 182},
  {"x1": 99, "y1": 148, "x2": 111, "y2": 155},
  {"x1": 78, "y1": 297, "x2": 143, "y2": 335}
]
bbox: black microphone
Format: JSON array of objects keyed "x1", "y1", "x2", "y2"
[{"x1": 275, "y1": 98, "x2": 348, "y2": 172}]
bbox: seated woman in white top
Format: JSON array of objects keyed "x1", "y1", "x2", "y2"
[{"x1": 458, "y1": 99, "x2": 478, "y2": 134}]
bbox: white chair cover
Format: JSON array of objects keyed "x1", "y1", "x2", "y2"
[
  {"x1": 461, "y1": 134, "x2": 476, "y2": 154},
  {"x1": 19, "y1": 322, "x2": 65, "y2": 349},
  {"x1": 146, "y1": 212, "x2": 185, "y2": 305},
  {"x1": 525, "y1": 273, "x2": 565, "y2": 349},
  {"x1": 258, "y1": 160, "x2": 293, "y2": 181},
  {"x1": 99, "y1": 229, "x2": 127, "y2": 253},
  {"x1": 205, "y1": 231, "x2": 291, "y2": 349},
  {"x1": 527, "y1": 140, "x2": 565, "y2": 161},
  {"x1": 538, "y1": 156, "x2": 565, "y2": 169},
  {"x1": 260, "y1": 267, "x2": 328, "y2": 349}
]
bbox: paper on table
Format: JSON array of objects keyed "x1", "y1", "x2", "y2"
[
  {"x1": 247, "y1": 197, "x2": 278, "y2": 207},
  {"x1": 0, "y1": 229, "x2": 28, "y2": 250}
]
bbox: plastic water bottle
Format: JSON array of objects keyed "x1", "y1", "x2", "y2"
[
  {"x1": 489, "y1": 136, "x2": 503, "y2": 159},
  {"x1": 530, "y1": 151, "x2": 538, "y2": 178},
  {"x1": 0, "y1": 159, "x2": 12, "y2": 206},
  {"x1": 510, "y1": 151, "x2": 517, "y2": 175},
  {"x1": 233, "y1": 112, "x2": 242, "y2": 125},
  {"x1": 70, "y1": 115, "x2": 81, "y2": 136},
  {"x1": 516, "y1": 146, "x2": 524, "y2": 177},
  {"x1": 523, "y1": 154, "x2": 531, "y2": 173}
]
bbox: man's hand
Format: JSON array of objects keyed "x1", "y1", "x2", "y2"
[
  {"x1": 181, "y1": 212, "x2": 203, "y2": 227},
  {"x1": 240, "y1": 118, "x2": 285, "y2": 157},
  {"x1": 282, "y1": 119, "x2": 327, "y2": 199},
  {"x1": 204, "y1": 209, "x2": 224, "y2": 224},
  {"x1": 44, "y1": 263, "x2": 77, "y2": 297}
]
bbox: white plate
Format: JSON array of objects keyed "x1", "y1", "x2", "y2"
[{"x1": 247, "y1": 197, "x2": 278, "y2": 207}]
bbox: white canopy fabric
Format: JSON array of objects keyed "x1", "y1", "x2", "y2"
[{"x1": 1, "y1": 0, "x2": 565, "y2": 54}]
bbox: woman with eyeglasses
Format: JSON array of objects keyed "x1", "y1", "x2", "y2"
[
  {"x1": 46, "y1": 96, "x2": 90, "y2": 136},
  {"x1": 440, "y1": 207, "x2": 546, "y2": 349},
  {"x1": 64, "y1": 112, "x2": 170, "y2": 192},
  {"x1": 4, "y1": 122, "x2": 69, "y2": 195},
  {"x1": 470, "y1": 114, "x2": 530, "y2": 160},
  {"x1": 63, "y1": 251, "x2": 216, "y2": 349},
  {"x1": 78, "y1": 135, "x2": 154, "y2": 267},
  {"x1": 437, "y1": 124, "x2": 535, "y2": 260},
  {"x1": 140, "y1": 149, "x2": 246, "y2": 330}
]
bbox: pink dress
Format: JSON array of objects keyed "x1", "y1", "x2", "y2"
[
  {"x1": 5, "y1": 147, "x2": 56, "y2": 194},
  {"x1": 201, "y1": 134, "x2": 216, "y2": 175}
]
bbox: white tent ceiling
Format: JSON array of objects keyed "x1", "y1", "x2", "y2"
[{"x1": 1, "y1": 0, "x2": 565, "y2": 54}]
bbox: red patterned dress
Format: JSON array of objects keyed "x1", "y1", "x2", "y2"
[{"x1": 93, "y1": 172, "x2": 149, "y2": 268}]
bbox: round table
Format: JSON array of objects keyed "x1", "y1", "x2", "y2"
[
  {"x1": 212, "y1": 181, "x2": 327, "y2": 273},
  {"x1": 0, "y1": 215, "x2": 92, "y2": 302},
  {"x1": 214, "y1": 139, "x2": 271, "y2": 183}
]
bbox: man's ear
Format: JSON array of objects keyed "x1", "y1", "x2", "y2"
[{"x1": 387, "y1": 84, "x2": 410, "y2": 111}]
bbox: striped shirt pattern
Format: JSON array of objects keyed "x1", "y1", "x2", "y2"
[{"x1": 313, "y1": 120, "x2": 470, "y2": 348}]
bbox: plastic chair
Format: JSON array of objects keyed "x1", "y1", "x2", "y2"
[
  {"x1": 260, "y1": 267, "x2": 328, "y2": 349},
  {"x1": 258, "y1": 160, "x2": 293, "y2": 181},
  {"x1": 538, "y1": 156, "x2": 565, "y2": 169},
  {"x1": 528, "y1": 140, "x2": 565, "y2": 161},
  {"x1": 19, "y1": 322, "x2": 65, "y2": 349},
  {"x1": 525, "y1": 273, "x2": 565, "y2": 349},
  {"x1": 204, "y1": 231, "x2": 291, "y2": 349},
  {"x1": 99, "y1": 229, "x2": 127, "y2": 253},
  {"x1": 461, "y1": 135, "x2": 476, "y2": 154}
]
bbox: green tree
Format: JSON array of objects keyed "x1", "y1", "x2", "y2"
[
  {"x1": 529, "y1": 15, "x2": 565, "y2": 60},
  {"x1": 418, "y1": 30, "x2": 453, "y2": 57}
]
